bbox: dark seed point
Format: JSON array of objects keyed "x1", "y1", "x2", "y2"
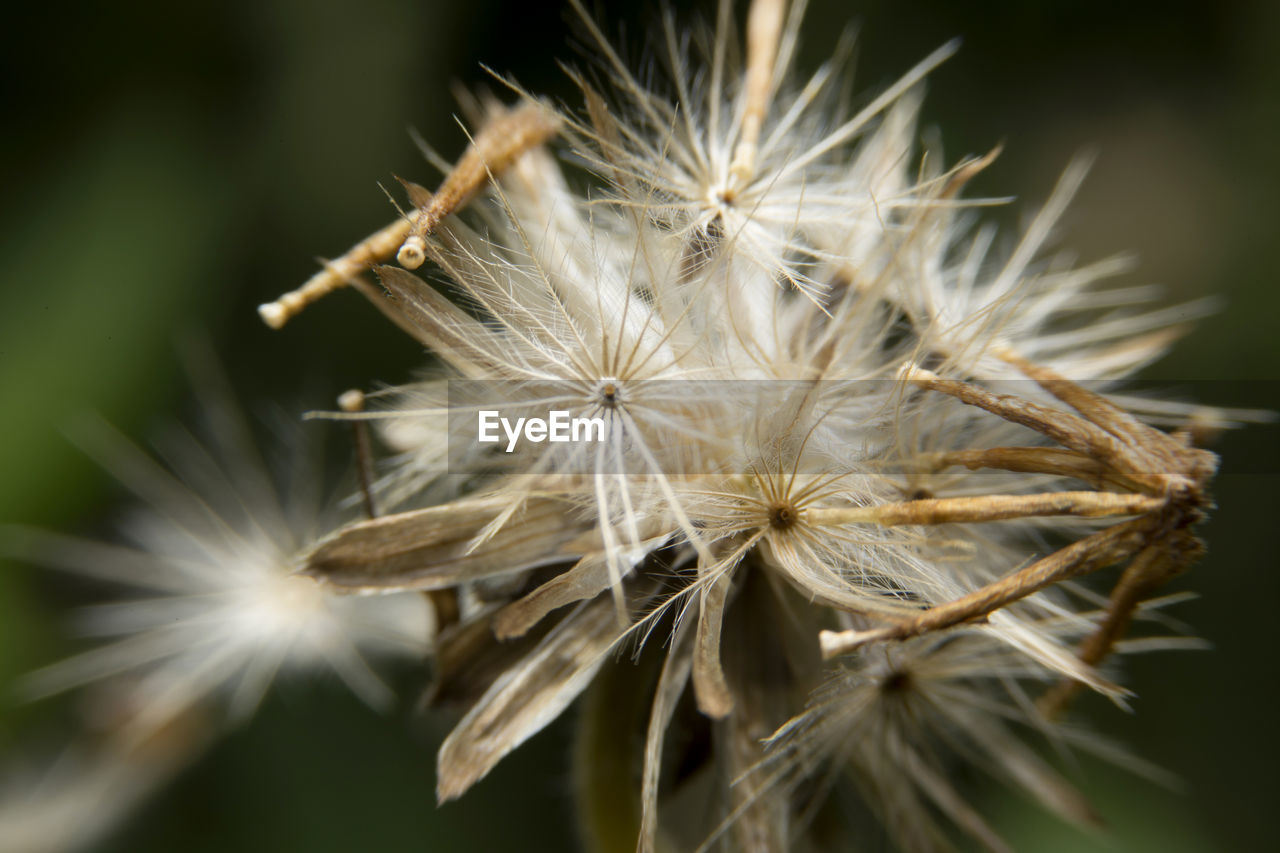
[
  {"x1": 882, "y1": 670, "x2": 913, "y2": 693},
  {"x1": 769, "y1": 503, "x2": 798, "y2": 530}
]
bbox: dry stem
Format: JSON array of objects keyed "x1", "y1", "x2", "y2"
[
  {"x1": 728, "y1": 0, "x2": 786, "y2": 191},
  {"x1": 258, "y1": 101, "x2": 559, "y2": 329}
]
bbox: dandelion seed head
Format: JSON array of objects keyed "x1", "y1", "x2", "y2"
[
  {"x1": 266, "y1": 3, "x2": 1226, "y2": 843},
  {"x1": 11, "y1": 1, "x2": 1231, "y2": 850}
]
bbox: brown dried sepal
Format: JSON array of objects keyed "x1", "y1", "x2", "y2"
[
  {"x1": 820, "y1": 354, "x2": 1217, "y2": 716},
  {"x1": 302, "y1": 494, "x2": 595, "y2": 592}
]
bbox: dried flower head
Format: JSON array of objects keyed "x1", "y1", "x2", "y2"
[
  {"x1": 5, "y1": 1, "x2": 1246, "y2": 851},
  {"x1": 247, "y1": 0, "x2": 1232, "y2": 849}
]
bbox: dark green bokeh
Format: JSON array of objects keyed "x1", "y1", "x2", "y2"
[{"x1": 1, "y1": 1, "x2": 1275, "y2": 850}]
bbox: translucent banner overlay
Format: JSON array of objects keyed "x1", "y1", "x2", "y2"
[{"x1": 390, "y1": 379, "x2": 1280, "y2": 479}]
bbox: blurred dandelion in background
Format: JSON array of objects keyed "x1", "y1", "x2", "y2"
[{"x1": 0, "y1": 361, "x2": 433, "y2": 852}]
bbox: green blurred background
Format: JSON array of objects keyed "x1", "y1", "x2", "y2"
[{"x1": 1, "y1": 0, "x2": 1276, "y2": 850}]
